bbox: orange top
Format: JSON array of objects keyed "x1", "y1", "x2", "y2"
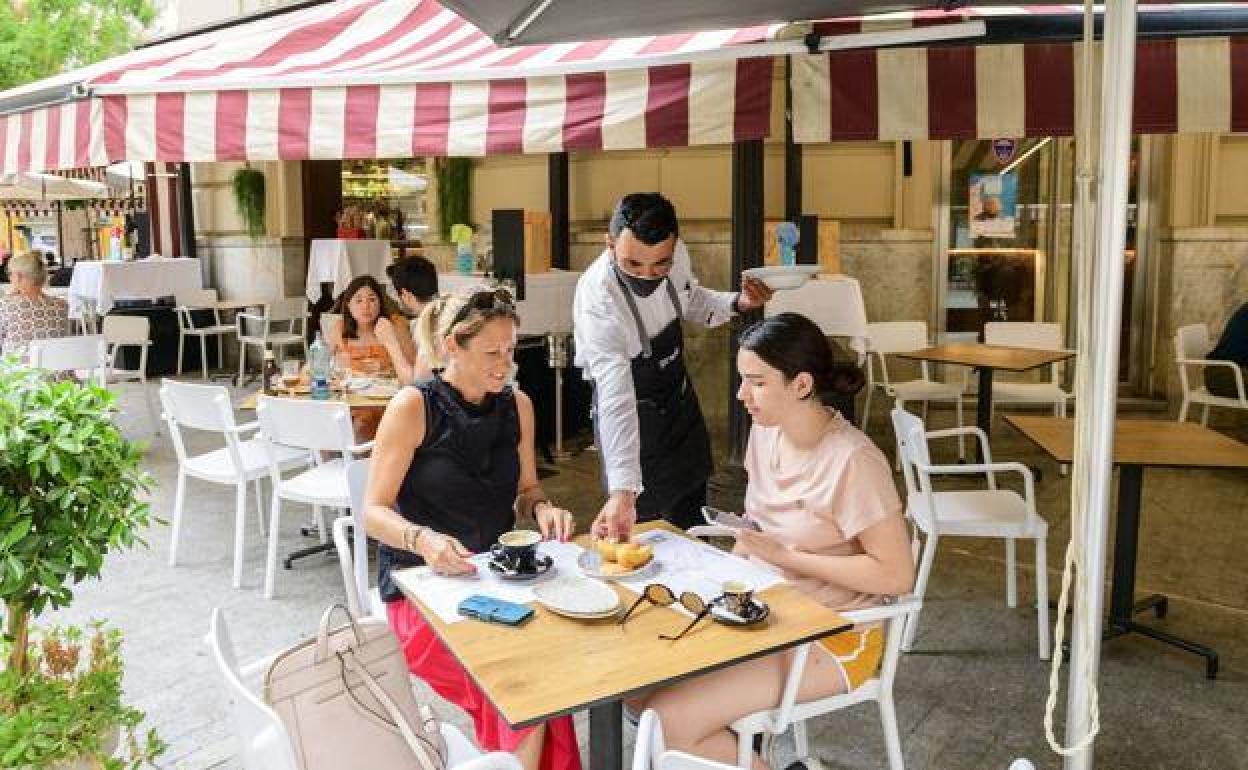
[{"x1": 343, "y1": 342, "x2": 396, "y2": 377}]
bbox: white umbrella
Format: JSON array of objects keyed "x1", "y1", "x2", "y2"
[{"x1": 0, "y1": 172, "x2": 110, "y2": 201}]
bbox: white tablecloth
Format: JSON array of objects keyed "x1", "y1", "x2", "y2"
[
  {"x1": 439, "y1": 270, "x2": 581, "y2": 336},
  {"x1": 67, "y1": 258, "x2": 203, "y2": 319},
  {"x1": 306, "y1": 239, "x2": 391, "y2": 301}
]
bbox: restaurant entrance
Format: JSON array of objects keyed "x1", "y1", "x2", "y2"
[{"x1": 936, "y1": 136, "x2": 1154, "y2": 391}]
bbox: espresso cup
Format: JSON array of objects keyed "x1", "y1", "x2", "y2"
[
  {"x1": 721, "y1": 579, "x2": 755, "y2": 617},
  {"x1": 490, "y1": 529, "x2": 542, "y2": 572}
]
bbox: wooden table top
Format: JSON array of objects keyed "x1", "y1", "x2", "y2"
[
  {"x1": 899, "y1": 343, "x2": 1073, "y2": 372},
  {"x1": 237, "y1": 390, "x2": 392, "y2": 410},
  {"x1": 393, "y1": 523, "x2": 851, "y2": 728},
  {"x1": 1005, "y1": 415, "x2": 1248, "y2": 469}
]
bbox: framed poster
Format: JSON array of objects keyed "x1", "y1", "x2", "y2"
[{"x1": 969, "y1": 173, "x2": 1017, "y2": 238}]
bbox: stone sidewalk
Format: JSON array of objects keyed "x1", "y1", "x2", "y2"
[{"x1": 40, "y1": 379, "x2": 1248, "y2": 769}]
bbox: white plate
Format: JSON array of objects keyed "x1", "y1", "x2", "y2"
[
  {"x1": 743, "y1": 265, "x2": 821, "y2": 291},
  {"x1": 361, "y1": 383, "x2": 399, "y2": 398},
  {"x1": 532, "y1": 576, "x2": 620, "y2": 617},
  {"x1": 576, "y1": 550, "x2": 659, "y2": 581},
  {"x1": 345, "y1": 377, "x2": 374, "y2": 392}
]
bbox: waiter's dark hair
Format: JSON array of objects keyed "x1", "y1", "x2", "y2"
[
  {"x1": 740, "y1": 312, "x2": 865, "y2": 402},
  {"x1": 386, "y1": 255, "x2": 439, "y2": 303},
  {"x1": 608, "y1": 192, "x2": 679, "y2": 245}
]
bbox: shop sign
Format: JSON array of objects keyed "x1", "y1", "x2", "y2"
[
  {"x1": 969, "y1": 173, "x2": 1018, "y2": 239},
  {"x1": 991, "y1": 138, "x2": 1017, "y2": 164}
]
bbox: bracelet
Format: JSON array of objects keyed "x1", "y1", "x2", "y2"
[{"x1": 402, "y1": 524, "x2": 425, "y2": 554}]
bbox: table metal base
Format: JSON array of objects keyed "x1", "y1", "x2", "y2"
[
  {"x1": 589, "y1": 701, "x2": 623, "y2": 770},
  {"x1": 1107, "y1": 465, "x2": 1218, "y2": 679}
]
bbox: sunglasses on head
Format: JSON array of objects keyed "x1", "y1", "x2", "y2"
[
  {"x1": 449, "y1": 287, "x2": 515, "y2": 328},
  {"x1": 618, "y1": 583, "x2": 712, "y2": 642}
]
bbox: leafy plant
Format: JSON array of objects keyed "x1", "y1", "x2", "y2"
[
  {"x1": 230, "y1": 166, "x2": 266, "y2": 238},
  {"x1": 0, "y1": 1, "x2": 154, "y2": 91},
  {"x1": 434, "y1": 157, "x2": 473, "y2": 240},
  {"x1": 0, "y1": 623, "x2": 165, "y2": 769}
]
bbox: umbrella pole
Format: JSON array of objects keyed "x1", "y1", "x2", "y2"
[
  {"x1": 1063, "y1": 2, "x2": 1138, "y2": 768},
  {"x1": 56, "y1": 202, "x2": 64, "y2": 265}
]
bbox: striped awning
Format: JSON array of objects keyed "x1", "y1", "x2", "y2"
[
  {"x1": 0, "y1": 0, "x2": 778, "y2": 174},
  {"x1": 794, "y1": 6, "x2": 1248, "y2": 142}
]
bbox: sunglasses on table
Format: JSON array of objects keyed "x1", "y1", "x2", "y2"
[
  {"x1": 618, "y1": 583, "x2": 713, "y2": 642},
  {"x1": 449, "y1": 287, "x2": 516, "y2": 328}
]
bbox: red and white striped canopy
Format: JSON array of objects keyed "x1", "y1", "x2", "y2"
[{"x1": 0, "y1": 0, "x2": 778, "y2": 174}]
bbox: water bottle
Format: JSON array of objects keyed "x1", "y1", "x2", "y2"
[
  {"x1": 308, "y1": 333, "x2": 331, "y2": 400},
  {"x1": 456, "y1": 243, "x2": 474, "y2": 275}
]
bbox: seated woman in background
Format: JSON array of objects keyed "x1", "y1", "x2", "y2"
[
  {"x1": 0, "y1": 251, "x2": 72, "y2": 357},
  {"x1": 386, "y1": 255, "x2": 440, "y2": 381},
  {"x1": 634, "y1": 312, "x2": 916, "y2": 770},
  {"x1": 326, "y1": 274, "x2": 416, "y2": 381},
  {"x1": 364, "y1": 288, "x2": 580, "y2": 770}
]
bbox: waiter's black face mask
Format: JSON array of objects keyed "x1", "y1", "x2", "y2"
[{"x1": 614, "y1": 262, "x2": 666, "y2": 297}]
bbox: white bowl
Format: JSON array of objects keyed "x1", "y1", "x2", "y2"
[{"x1": 743, "y1": 265, "x2": 821, "y2": 291}]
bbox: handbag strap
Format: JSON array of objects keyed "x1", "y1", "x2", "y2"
[
  {"x1": 340, "y1": 650, "x2": 447, "y2": 770},
  {"x1": 315, "y1": 603, "x2": 366, "y2": 663}
]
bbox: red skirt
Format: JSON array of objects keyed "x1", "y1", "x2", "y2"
[{"x1": 387, "y1": 599, "x2": 583, "y2": 770}]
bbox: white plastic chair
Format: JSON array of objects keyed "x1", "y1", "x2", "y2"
[
  {"x1": 161, "y1": 380, "x2": 309, "y2": 589},
  {"x1": 727, "y1": 597, "x2": 922, "y2": 770},
  {"x1": 210, "y1": 606, "x2": 522, "y2": 770},
  {"x1": 237, "y1": 297, "x2": 308, "y2": 386},
  {"x1": 27, "y1": 334, "x2": 109, "y2": 386},
  {"x1": 982, "y1": 322, "x2": 1071, "y2": 418},
  {"x1": 634, "y1": 709, "x2": 738, "y2": 770},
  {"x1": 765, "y1": 275, "x2": 869, "y2": 366},
  {"x1": 864, "y1": 321, "x2": 966, "y2": 464},
  {"x1": 102, "y1": 315, "x2": 160, "y2": 434},
  {"x1": 257, "y1": 397, "x2": 373, "y2": 600},
  {"x1": 176, "y1": 288, "x2": 236, "y2": 380},
  {"x1": 1174, "y1": 323, "x2": 1248, "y2": 425},
  {"x1": 892, "y1": 408, "x2": 1050, "y2": 659},
  {"x1": 332, "y1": 458, "x2": 386, "y2": 620},
  {"x1": 320, "y1": 311, "x2": 342, "y2": 341}
]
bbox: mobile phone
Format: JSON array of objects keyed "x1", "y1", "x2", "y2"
[
  {"x1": 700, "y1": 506, "x2": 762, "y2": 531},
  {"x1": 457, "y1": 595, "x2": 535, "y2": 626}
]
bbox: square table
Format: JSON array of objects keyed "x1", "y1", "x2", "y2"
[
  {"x1": 1005, "y1": 416, "x2": 1248, "y2": 679},
  {"x1": 67, "y1": 257, "x2": 204, "y2": 319},
  {"x1": 899, "y1": 343, "x2": 1074, "y2": 463},
  {"x1": 393, "y1": 522, "x2": 851, "y2": 770}
]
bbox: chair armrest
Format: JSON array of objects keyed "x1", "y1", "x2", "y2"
[
  {"x1": 225, "y1": 420, "x2": 261, "y2": 435},
  {"x1": 926, "y1": 426, "x2": 992, "y2": 464},
  {"x1": 919, "y1": 460, "x2": 1035, "y2": 501},
  {"x1": 347, "y1": 440, "x2": 375, "y2": 456},
  {"x1": 841, "y1": 596, "x2": 923, "y2": 625},
  {"x1": 1179, "y1": 358, "x2": 1248, "y2": 401}
]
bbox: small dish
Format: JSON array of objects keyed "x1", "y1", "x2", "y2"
[
  {"x1": 743, "y1": 265, "x2": 821, "y2": 291},
  {"x1": 577, "y1": 550, "x2": 659, "y2": 581},
  {"x1": 345, "y1": 377, "x2": 374, "y2": 392},
  {"x1": 488, "y1": 553, "x2": 554, "y2": 582},
  {"x1": 710, "y1": 598, "x2": 770, "y2": 627},
  {"x1": 533, "y1": 576, "x2": 621, "y2": 618}
]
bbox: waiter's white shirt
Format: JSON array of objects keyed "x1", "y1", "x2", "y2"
[{"x1": 573, "y1": 240, "x2": 737, "y2": 495}]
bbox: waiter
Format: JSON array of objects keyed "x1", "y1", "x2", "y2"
[{"x1": 574, "y1": 192, "x2": 772, "y2": 540}]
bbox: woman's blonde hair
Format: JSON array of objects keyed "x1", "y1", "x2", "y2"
[
  {"x1": 415, "y1": 287, "x2": 519, "y2": 370},
  {"x1": 8, "y1": 252, "x2": 47, "y2": 286}
]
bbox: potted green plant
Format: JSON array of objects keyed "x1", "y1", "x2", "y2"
[
  {"x1": 0, "y1": 358, "x2": 164, "y2": 768},
  {"x1": 434, "y1": 157, "x2": 473, "y2": 240},
  {"x1": 231, "y1": 165, "x2": 266, "y2": 238}
]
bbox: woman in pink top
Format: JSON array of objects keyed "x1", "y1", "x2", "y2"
[{"x1": 637, "y1": 312, "x2": 915, "y2": 770}]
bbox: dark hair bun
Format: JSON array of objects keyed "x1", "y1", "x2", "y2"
[{"x1": 740, "y1": 312, "x2": 866, "y2": 405}]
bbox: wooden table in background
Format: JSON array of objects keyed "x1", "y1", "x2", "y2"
[
  {"x1": 901, "y1": 343, "x2": 1074, "y2": 463},
  {"x1": 237, "y1": 390, "x2": 392, "y2": 410},
  {"x1": 394, "y1": 522, "x2": 851, "y2": 770},
  {"x1": 1006, "y1": 416, "x2": 1248, "y2": 679}
]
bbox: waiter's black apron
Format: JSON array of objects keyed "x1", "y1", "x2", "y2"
[{"x1": 596, "y1": 271, "x2": 713, "y2": 521}]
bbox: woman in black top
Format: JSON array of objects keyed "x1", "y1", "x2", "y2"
[{"x1": 365, "y1": 287, "x2": 580, "y2": 770}]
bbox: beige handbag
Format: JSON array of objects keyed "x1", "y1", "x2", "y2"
[{"x1": 264, "y1": 604, "x2": 449, "y2": 770}]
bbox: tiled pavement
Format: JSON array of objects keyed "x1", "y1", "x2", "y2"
[{"x1": 39, "y1": 379, "x2": 1248, "y2": 769}]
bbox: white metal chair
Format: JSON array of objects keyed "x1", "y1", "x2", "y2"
[
  {"x1": 332, "y1": 458, "x2": 386, "y2": 620},
  {"x1": 257, "y1": 397, "x2": 373, "y2": 600},
  {"x1": 892, "y1": 408, "x2": 1050, "y2": 659},
  {"x1": 175, "y1": 288, "x2": 236, "y2": 380},
  {"x1": 982, "y1": 322, "x2": 1071, "y2": 418},
  {"x1": 237, "y1": 297, "x2": 309, "y2": 386},
  {"x1": 1174, "y1": 323, "x2": 1248, "y2": 424},
  {"x1": 209, "y1": 606, "x2": 521, "y2": 770},
  {"x1": 765, "y1": 275, "x2": 870, "y2": 367},
  {"x1": 727, "y1": 597, "x2": 923, "y2": 770},
  {"x1": 27, "y1": 334, "x2": 109, "y2": 385},
  {"x1": 102, "y1": 315, "x2": 160, "y2": 434},
  {"x1": 864, "y1": 321, "x2": 966, "y2": 464},
  {"x1": 161, "y1": 380, "x2": 309, "y2": 589},
  {"x1": 208, "y1": 607, "x2": 301, "y2": 770}
]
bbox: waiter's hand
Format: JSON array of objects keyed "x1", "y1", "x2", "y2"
[
  {"x1": 592, "y1": 490, "x2": 637, "y2": 542},
  {"x1": 736, "y1": 276, "x2": 774, "y2": 312}
]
